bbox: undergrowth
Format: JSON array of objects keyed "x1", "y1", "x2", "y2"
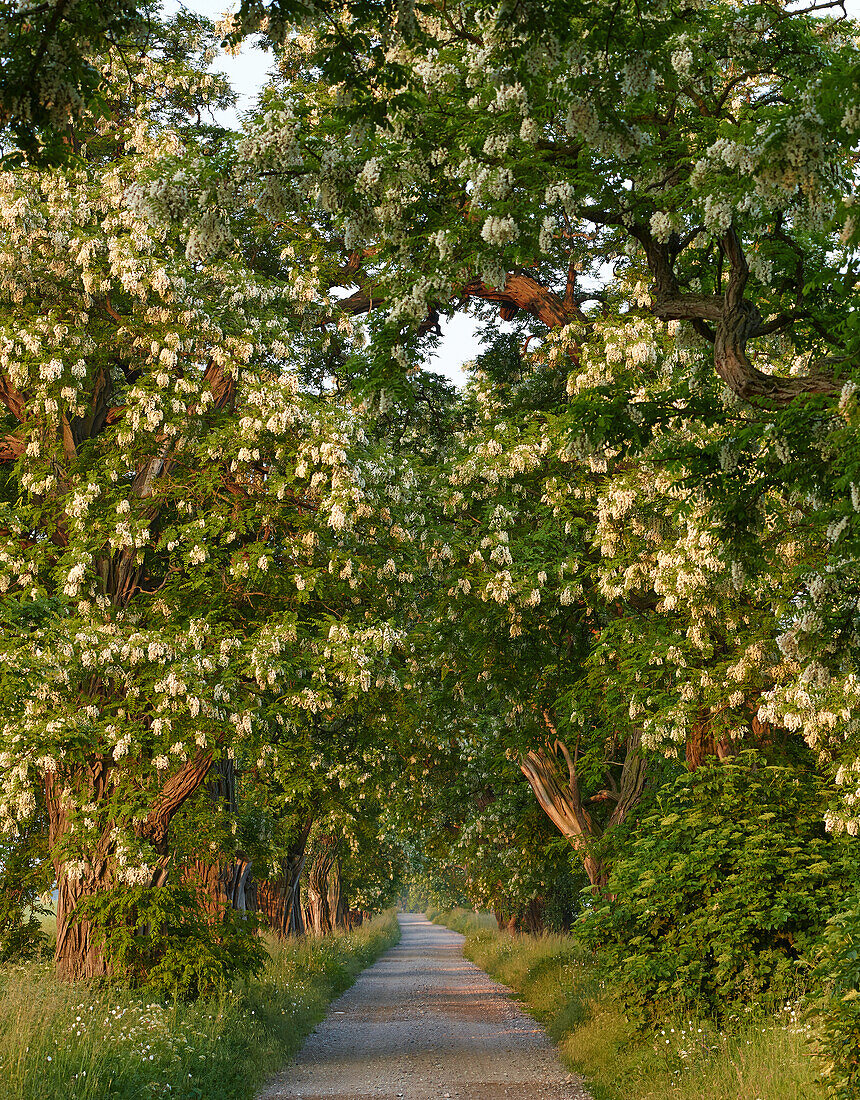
[
  {"x1": 0, "y1": 910, "x2": 399, "y2": 1100},
  {"x1": 428, "y1": 907, "x2": 823, "y2": 1100}
]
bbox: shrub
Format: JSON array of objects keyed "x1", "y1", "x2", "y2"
[
  {"x1": 589, "y1": 752, "x2": 856, "y2": 1023},
  {"x1": 808, "y1": 891, "x2": 860, "y2": 1100},
  {"x1": 0, "y1": 823, "x2": 52, "y2": 963},
  {"x1": 77, "y1": 884, "x2": 267, "y2": 996}
]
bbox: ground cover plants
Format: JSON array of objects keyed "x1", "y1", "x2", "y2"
[{"x1": 0, "y1": 910, "x2": 399, "y2": 1100}]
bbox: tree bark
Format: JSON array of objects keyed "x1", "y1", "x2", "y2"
[
  {"x1": 523, "y1": 898, "x2": 545, "y2": 935},
  {"x1": 255, "y1": 816, "x2": 313, "y2": 938},
  {"x1": 185, "y1": 756, "x2": 257, "y2": 922},
  {"x1": 303, "y1": 834, "x2": 340, "y2": 935},
  {"x1": 520, "y1": 716, "x2": 647, "y2": 889},
  {"x1": 4, "y1": 344, "x2": 256, "y2": 982},
  {"x1": 464, "y1": 274, "x2": 575, "y2": 327},
  {"x1": 47, "y1": 747, "x2": 217, "y2": 980},
  {"x1": 47, "y1": 767, "x2": 114, "y2": 981},
  {"x1": 327, "y1": 851, "x2": 346, "y2": 930}
]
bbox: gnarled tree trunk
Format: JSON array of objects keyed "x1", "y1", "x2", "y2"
[
  {"x1": 303, "y1": 835, "x2": 341, "y2": 935},
  {"x1": 327, "y1": 851, "x2": 347, "y2": 930},
  {"x1": 186, "y1": 756, "x2": 256, "y2": 922},
  {"x1": 47, "y1": 745, "x2": 215, "y2": 980},
  {"x1": 521, "y1": 714, "x2": 647, "y2": 890}
]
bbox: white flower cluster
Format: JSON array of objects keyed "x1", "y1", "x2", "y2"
[{"x1": 481, "y1": 215, "x2": 519, "y2": 246}]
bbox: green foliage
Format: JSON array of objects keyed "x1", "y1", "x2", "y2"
[
  {"x1": 808, "y1": 892, "x2": 860, "y2": 1100},
  {"x1": 76, "y1": 885, "x2": 266, "y2": 997},
  {"x1": 541, "y1": 860, "x2": 588, "y2": 933},
  {"x1": 590, "y1": 753, "x2": 856, "y2": 1024},
  {"x1": 0, "y1": 0, "x2": 146, "y2": 163},
  {"x1": 0, "y1": 818, "x2": 51, "y2": 964}
]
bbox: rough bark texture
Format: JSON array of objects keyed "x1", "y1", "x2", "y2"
[
  {"x1": 464, "y1": 274, "x2": 575, "y2": 328},
  {"x1": 46, "y1": 747, "x2": 215, "y2": 980},
  {"x1": 520, "y1": 716, "x2": 647, "y2": 889},
  {"x1": 187, "y1": 756, "x2": 256, "y2": 922},
  {"x1": 304, "y1": 835, "x2": 341, "y2": 935},
  {"x1": 46, "y1": 767, "x2": 114, "y2": 981},
  {"x1": 641, "y1": 226, "x2": 839, "y2": 405},
  {"x1": 327, "y1": 852, "x2": 346, "y2": 931},
  {"x1": 492, "y1": 899, "x2": 545, "y2": 934},
  {"x1": 255, "y1": 817, "x2": 313, "y2": 939},
  {"x1": 185, "y1": 846, "x2": 253, "y2": 921}
]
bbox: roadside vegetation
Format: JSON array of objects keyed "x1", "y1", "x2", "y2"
[
  {"x1": 0, "y1": 911, "x2": 399, "y2": 1100},
  {"x1": 430, "y1": 909, "x2": 822, "y2": 1100}
]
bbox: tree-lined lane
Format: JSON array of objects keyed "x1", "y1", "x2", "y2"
[{"x1": 258, "y1": 914, "x2": 591, "y2": 1100}]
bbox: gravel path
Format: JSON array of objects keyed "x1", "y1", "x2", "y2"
[{"x1": 257, "y1": 913, "x2": 592, "y2": 1100}]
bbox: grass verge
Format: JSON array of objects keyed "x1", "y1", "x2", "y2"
[
  {"x1": 428, "y1": 908, "x2": 823, "y2": 1100},
  {"x1": 0, "y1": 909, "x2": 399, "y2": 1100}
]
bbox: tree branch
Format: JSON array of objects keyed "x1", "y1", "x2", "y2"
[
  {"x1": 0, "y1": 434, "x2": 25, "y2": 462},
  {"x1": 144, "y1": 747, "x2": 216, "y2": 847},
  {"x1": 465, "y1": 273, "x2": 573, "y2": 327},
  {"x1": 0, "y1": 374, "x2": 26, "y2": 422}
]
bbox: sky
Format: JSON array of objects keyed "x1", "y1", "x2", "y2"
[{"x1": 162, "y1": 0, "x2": 860, "y2": 387}]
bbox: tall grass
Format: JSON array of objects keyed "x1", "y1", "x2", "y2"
[
  {"x1": 429, "y1": 908, "x2": 823, "y2": 1100},
  {"x1": 0, "y1": 910, "x2": 399, "y2": 1100}
]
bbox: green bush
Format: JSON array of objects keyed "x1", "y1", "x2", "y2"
[
  {"x1": 77, "y1": 884, "x2": 266, "y2": 996},
  {"x1": 808, "y1": 892, "x2": 860, "y2": 1100},
  {"x1": 589, "y1": 752, "x2": 856, "y2": 1023}
]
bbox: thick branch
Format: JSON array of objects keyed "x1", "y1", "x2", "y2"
[
  {"x1": 203, "y1": 361, "x2": 236, "y2": 412},
  {"x1": 520, "y1": 745, "x2": 596, "y2": 843},
  {"x1": 639, "y1": 224, "x2": 841, "y2": 405},
  {"x1": 0, "y1": 434, "x2": 24, "y2": 462},
  {"x1": 465, "y1": 273, "x2": 572, "y2": 327},
  {"x1": 144, "y1": 747, "x2": 215, "y2": 848},
  {"x1": 0, "y1": 374, "x2": 25, "y2": 422},
  {"x1": 608, "y1": 728, "x2": 647, "y2": 828},
  {"x1": 323, "y1": 289, "x2": 385, "y2": 321}
]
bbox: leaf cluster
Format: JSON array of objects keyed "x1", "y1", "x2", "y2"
[
  {"x1": 76, "y1": 883, "x2": 267, "y2": 997},
  {"x1": 589, "y1": 751, "x2": 858, "y2": 1025}
]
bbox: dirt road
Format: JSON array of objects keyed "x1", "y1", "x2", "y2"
[{"x1": 258, "y1": 913, "x2": 592, "y2": 1100}]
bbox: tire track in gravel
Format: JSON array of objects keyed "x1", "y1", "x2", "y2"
[{"x1": 257, "y1": 912, "x2": 592, "y2": 1100}]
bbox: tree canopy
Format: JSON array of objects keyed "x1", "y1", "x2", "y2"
[{"x1": 1, "y1": 9, "x2": 860, "y2": 1077}]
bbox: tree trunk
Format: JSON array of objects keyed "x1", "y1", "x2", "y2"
[
  {"x1": 46, "y1": 765, "x2": 114, "y2": 980},
  {"x1": 327, "y1": 852, "x2": 347, "y2": 930},
  {"x1": 186, "y1": 756, "x2": 256, "y2": 922},
  {"x1": 686, "y1": 718, "x2": 717, "y2": 771},
  {"x1": 521, "y1": 715, "x2": 647, "y2": 890},
  {"x1": 520, "y1": 740, "x2": 606, "y2": 888},
  {"x1": 47, "y1": 746, "x2": 215, "y2": 980},
  {"x1": 304, "y1": 835, "x2": 340, "y2": 935},
  {"x1": 224, "y1": 856, "x2": 252, "y2": 912},
  {"x1": 522, "y1": 898, "x2": 545, "y2": 935},
  {"x1": 255, "y1": 818, "x2": 313, "y2": 938},
  {"x1": 686, "y1": 714, "x2": 741, "y2": 771}
]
